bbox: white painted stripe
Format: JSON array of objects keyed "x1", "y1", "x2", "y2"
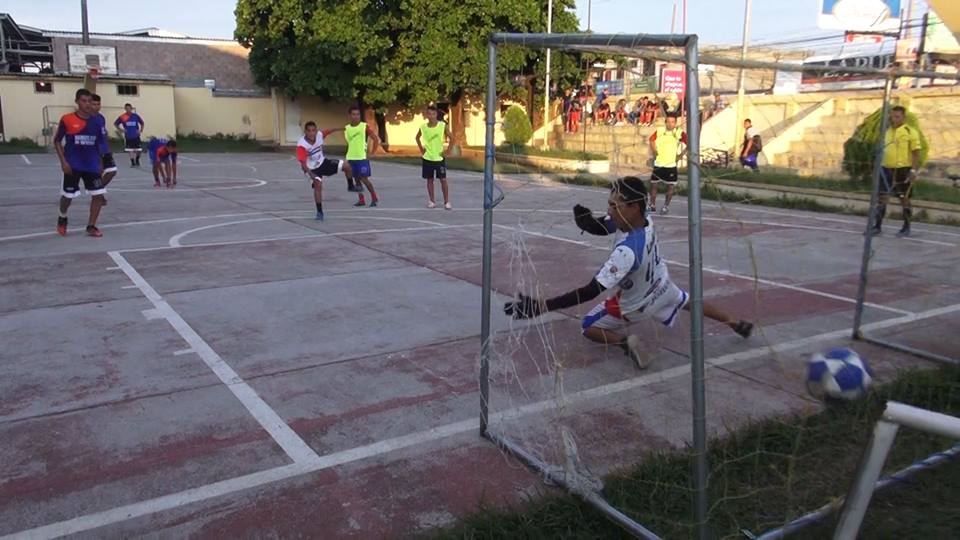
[
  {"x1": 497, "y1": 224, "x2": 913, "y2": 316},
  {"x1": 173, "y1": 348, "x2": 195, "y2": 356},
  {"x1": 107, "y1": 251, "x2": 321, "y2": 466},
  {"x1": 8, "y1": 301, "x2": 959, "y2": 540},
  {"x1": 20, "y1": 154, "x2": 31, "y2": 165},
  {"x1": 105, "y1": 266, "x2": 121, "y2": 271},
  {"x1": 121, "y1": 285, "x2": 138, "y2": 289}
]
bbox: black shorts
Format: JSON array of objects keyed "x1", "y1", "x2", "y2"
[
  {"x1": 309, "y1": 159, "x2": 343, "y2": 181},
  {"x1": 422, "y1": 159, "x2": 447, "y2": 180},
  {"x1": 880, "y1": 167, "x2": 913, "y2": 198},
  {"x1": 651, "y1": 166, "x2": 678, "y2": 184},
  {"x1": 124, "y1": 137, "x2": 142, "y2": 152},
  {"x1": 102, "y1": 153, "x2": 117, "y2": 174},
  {"x1": 62, "y1": 171, "x2": 105, "y2": 198}
]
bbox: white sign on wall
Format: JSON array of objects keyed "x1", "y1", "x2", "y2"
[
  {"x1": 819, "y1": 0, "x2": 901, "y2": 33},
  {"x1": 67, "y1": 44, "x2": 118, "y2": 75}
]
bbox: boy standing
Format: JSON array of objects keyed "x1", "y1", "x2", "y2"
[
  {"x1": 114, "y1": 103, "x2": 144, "y2": 167},
  {"x1": 90, "y1": 94, "x2": 118, "y2": 190},
  {"x1": 415, "y1": 105, "x2": 453, "y2": 209},
  {"x1": 296, "y1": 121, "x2": 350, "y2": 221},
  {"x1": 344, "y1": 105, "x2": 381, "y2": 207},
  {"x1": 648, "y1": 113, "x2": 687, "y2": 215},
  {"x1": 54, "y1": 89, "x2": 108, "y2": 237}
]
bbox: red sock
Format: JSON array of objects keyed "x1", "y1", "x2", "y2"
[
  {"x1": 358, "y1": 193, "x2": 366, "y2": 204},
  {"x1": 369, "y1": 187, "x2": 378, "y2": 202}
]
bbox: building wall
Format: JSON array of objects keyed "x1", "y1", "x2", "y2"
[
  {"x1": 0, "y1": 76, "x2": 175, "y2": 144},
  {"x1": 51, "y1": 36, "x2": 256, "y2": 90},
  {"x1": 174, "y1": 88, "x2": 274, "y2": 140}
]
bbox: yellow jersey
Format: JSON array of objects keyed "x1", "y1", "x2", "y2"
[{"x1": 882, "y1": 124, "x2": 921, "y2": 169}]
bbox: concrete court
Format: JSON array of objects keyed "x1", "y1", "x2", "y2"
[{"x1": 0, "y1": 151, "x2": 957, "y2": 538}]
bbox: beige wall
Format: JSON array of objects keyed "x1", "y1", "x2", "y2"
[
  {"x1": 174, "y1": 88, "x2": 274, "y2": 140},
  {"x1": 0, "y1": 76, "x2": 175, "y2": 144}
]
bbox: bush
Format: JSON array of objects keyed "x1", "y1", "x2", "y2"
[
  {"x1": 502, "y1": 105, "x2": 533, "y2": 146},
  {"x1": 843, "y1": 106, "x2": 929, "y2": 181}
]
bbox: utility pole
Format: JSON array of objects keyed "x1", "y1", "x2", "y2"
[
  {"x1": 543, "y1": 0, "x2": 553, "y2": 149},
  {"x1": 587, "y1": 0, "x2": 592, "y2": 31},
  {"x1": 734, "y1": 0, "x2": 753, "y2": 157},
  {"x1": 683, "y1": 0, "x2": 688, "y2": 33},
  {"x1": 81, "y1": 0, "x2": 90, "y2": 45}
]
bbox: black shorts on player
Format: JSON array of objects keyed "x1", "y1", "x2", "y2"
[
  {"x1": 422, "y1": 159, "x2": 447, "y2": 180},
  {"x1": 651, "y1": 166, "x2": 678, "y2": 184},
  {"x1": 309, "y1": 158, "x2": 343, "y2": 181},
  {"x1": 102, "y1": 153, "x2": 118, "y2": 174},
  {"x1": 880, "y1": 167, "x2": 913, "y2": 198},
  {"x1": 124, "y1": 137, "x2": 142, "y2": 152},
  {"x1": 62, "y1": 171, "x2": 105, "y2": 199}
]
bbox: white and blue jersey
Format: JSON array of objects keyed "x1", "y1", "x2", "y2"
[{"x1": 583, "y1": 217, "x2": 689, "y2": 330}]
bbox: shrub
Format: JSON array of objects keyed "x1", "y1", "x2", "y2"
[
  {"x1": 843, "y1": 106, "x2": 928, "y2": 181},
  {"x1": 502, "y1": 105, "x2": 533, "y2": 146}
]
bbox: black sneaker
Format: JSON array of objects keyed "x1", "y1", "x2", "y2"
[
  {"x1": 57, "y1": 217, "x2": 67, "y2": 236},
  {"x1": 353, "y1": 200, "x2": 366, "y2": 207},
  {"x1": 896, "y1": 226, "x2": 911, "y2": 238},
  {"x1": 370, "y1": 200, "x2": 378, "y2": 208},
  {"x1": 733, "y1": 320, "x2": 753, "y2": 339},
  {"x1": 865, "y1": 227, "x2": 882, "y2": 237}
]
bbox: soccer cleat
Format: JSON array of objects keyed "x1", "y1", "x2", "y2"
[
  {"x1": 444, "y1": 202, "x2": 453, "y2": 210},
  {"x1": 865, "y1": 227, "x2": 882, "y2": 237},
  {"x1": 733, "y1": 320, "x2": 753, "y2": 339},
  {"x1": 660, "y1": 205, "x2": 669, "y2": 216},
  {"x1": 154, "y1": 181, "x2": 161, "y2": 188},
  {"x1": 315, "y1": 211, "x2": 324, "y2": 221},
  {"x1": 648, "y1": 206, "x2": 656, "y2": 216},
  {"x1": 56, "y1": 217, "x2": 67, "y2": 236},
  {"x1": 896, "y1": 227, "x2": 910, "y2": 238},
  {"x1": 624, "y1": 335, "x2": 651, "y2": 370},
  {"x1": 353, "y1": 200, "x2": 366, "y2": 207},
  {"x1": 370, "y1": 200, "x2": 378, "y2": 208},
  {"x1": 85, "y1": 225, "x2": 103, "y2": 238},
  {"x1": 427, "y1": 201, "x2": 437, "y2": 209}
]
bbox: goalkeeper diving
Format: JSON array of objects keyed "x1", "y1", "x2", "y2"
[{"x1": 504, "y1": 177, "x2": 754, "y2": 369}]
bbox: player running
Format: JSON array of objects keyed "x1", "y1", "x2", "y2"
[
  {"x1": 647, "y1": 113, "x2": 687, "y2": 216},
  {"x1": 344, "y1": 105, "x2": 381, "y2": 207},
  {"x1": 504, "y1": 177, "x2": 753, "y2": 369},
  {"x1": 90, "y1": 94, "x2": 118, "y2": 194},
  {"x1": 114, "y1": 103, "x2": 144, "y2": 167},
  {"x1": 416, "y1": 105, "x2": 453, "y2": 209},
  {"x1": 296, "y1": 121, "x2": 351, "y2": 221},
  {"x1": 54, "y1": 89, "x2": 108, "y2": 237},
  {"x1": 148, "y1": 137, "x2": 178, "y2": 188}
]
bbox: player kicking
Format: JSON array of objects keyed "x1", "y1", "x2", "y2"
[
  {"x1": 114, "y1": 103, "x2": 144, "y2": 167},
  {"x1": 344, "y1": 105, "x2": 381, "y2": 207},
  {"x1": 416, "y1": 105, "x2": 453, "y2": 209},
  {"x1": 54, "y1": 89, "x2": 108, "y2": 237},
  {"x1": 504, "y1": 176, "x2": 753, "y2": 369},
  {"x1": 296, "y1": 121, "x2": 351, "y2": 221},
  {"x1": 148, "y1": 137, "x2": 178, "y2": 187},
  {"x1": 90, "y1": 95, "x2": 118, "y2": 196},
  {"x1": 648, "y1": 113, "x2": 686, "y2": 215}
]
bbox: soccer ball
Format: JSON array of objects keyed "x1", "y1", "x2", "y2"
[{"x1": 806, "y1": 347, "x2": 873, "y2": 401}]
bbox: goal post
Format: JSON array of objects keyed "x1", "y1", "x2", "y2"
[{"x1": 479, "y1": 32, "x2": 706, "y2": 539}]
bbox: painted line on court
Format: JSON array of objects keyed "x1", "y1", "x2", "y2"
[
  {"x1": 20, "y1": 154, "x2": 31, "y2": 165},
  {"x1": 8, "y1": 300, "x2": 958, "y2": 540},
  {"x1": 496, "y1": 224, "x2": 913, "y2": 316},
  {"x1": 106, "y1": 251, "x2": 321, "y2": 466}
]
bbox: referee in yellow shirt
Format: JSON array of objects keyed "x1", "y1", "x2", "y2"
[{"x1": 871, "y1": 105, "x2": 921, "y2": 237}]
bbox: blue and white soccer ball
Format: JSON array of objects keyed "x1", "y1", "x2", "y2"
[{"x1": 806, "y1": 347, "x2": 874, "y2": 401}]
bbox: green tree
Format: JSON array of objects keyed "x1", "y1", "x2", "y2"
[
  {"x1": 842, "y1": 106, "x2": 929, "y2": 181},
  {"x1": 502, "y1": 105, "x2": 534, "y2": 145},
  {"x1": 235, "y1": 0, "x2": 582, "y2": 146}
]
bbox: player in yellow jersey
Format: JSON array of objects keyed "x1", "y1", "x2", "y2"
[
  {"x1": 647, "y1": 113, "x2": 687, "y2": 215},
  {"x1": 871, "y1": 105, "x2": 922, "y2": 238},
  {"x1": 416, "y1": 105, "x2": 453, "y2": 209},
  {"x1": 345, "y1": 105, "x2": 381, "y2": 207}
]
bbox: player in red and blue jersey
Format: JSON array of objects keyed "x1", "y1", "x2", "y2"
[
  {"x1": 114, "y1": 103, "x2": 144, "y2": 167},
  {"x1": 148, "y1": 137, "x2": 178, "y2": 188},
  {"x1": 90, "y1": 94, "x2": 118, "y2": 192},
  {"x1": 54, "y1": 88, "x2": 108, "y2": 237}
]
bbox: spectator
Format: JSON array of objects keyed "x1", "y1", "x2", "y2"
[
  {"x1": 615, "y1": 99, "x2": 628, "y2": 125},
  {"x1": 704, "y1": 91, "x2": 727, "y2": 122},
  {"x1": 567, "y1": 100, "x2": 581, "y2": 133},
  {"x1": 629, "y1": 97, "x2": 644, "y2": 124},
  {"x1": 584, "y1": 94, "x2": 594, "y2": 126},
  {"x1": 740, "y1": 118, "x2": 762, "y2": 172},
  {"x1": 645, "y1": 97, "x2": 660, "y2": 126},
  {"x1": 597, "y1": 101, "x2": 612, "y2": 124},
  {"x1": 562, "y1": 88, "x2": 573, "y2": 132}
]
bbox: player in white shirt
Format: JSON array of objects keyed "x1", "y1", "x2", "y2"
[
  {"x1": 504, "y1": 177, "x2": 753, "y2": 369},
  {"x1": 296, "y1": 121, "x2": 352, "y2": 221}
]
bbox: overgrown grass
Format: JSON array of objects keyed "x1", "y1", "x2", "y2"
[
  {"x1": 374, "y1": 154, "x2": 560, "y2": 175},
  {"x1": 705, "y1": 169, "x2": 960, "y2": 206},
  {"x1": 0, "y1": 137, "x2": 44, "y2": 154},
  {"x1": 435, "y1": 365, "x2": 960, "y2": 539}
]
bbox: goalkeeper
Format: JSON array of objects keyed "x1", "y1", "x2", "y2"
[{"x1": 504, "y1": 177, "x2": 753, "y2": 370}]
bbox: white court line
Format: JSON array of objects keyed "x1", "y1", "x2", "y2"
[
  {"x1": 173, "y1": 348, "x2": 195, "y2": 356},
  {"x1": 496, "y1": 224, "x2": 912, "y2": 316},
  {"x1": 20, "y1": 154, "x2": 31, "y2": 165},
  {"x1": 107, "y1": 251, "x2": 321, "y2": 466},
  {"x1": 8, "y1": 300, "x2": 959, "y2": 540}
]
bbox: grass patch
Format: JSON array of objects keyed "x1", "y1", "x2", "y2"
[
  {"x1": 706, "y1": 169, "x2": 960, "y2": 206},
  {"x1": 494, "y1": 144, "x2": 607, "y2": 162},
  {"x1": 374, "y1": 154, "x2": 563, "y2": 175},
  {"x1": 173, "y1": 133, "x2": 272, "y2": 153},
  {"x1": 435, "y1": 365, "x2": 960, "y2": 539},
  {"x1": 0, "y1": 137, "x2": 44, "y2": 154}
]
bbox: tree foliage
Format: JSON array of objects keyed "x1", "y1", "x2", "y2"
[
  {"x1": 502, "y1": 105, "x2": 534, "y2": 145},
  {"x1": 842, "y1": 106, "x2": 929, "y2": 181},
  {"x1": 235, "y1": 0, "x2": 582, "y2": 142}
]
